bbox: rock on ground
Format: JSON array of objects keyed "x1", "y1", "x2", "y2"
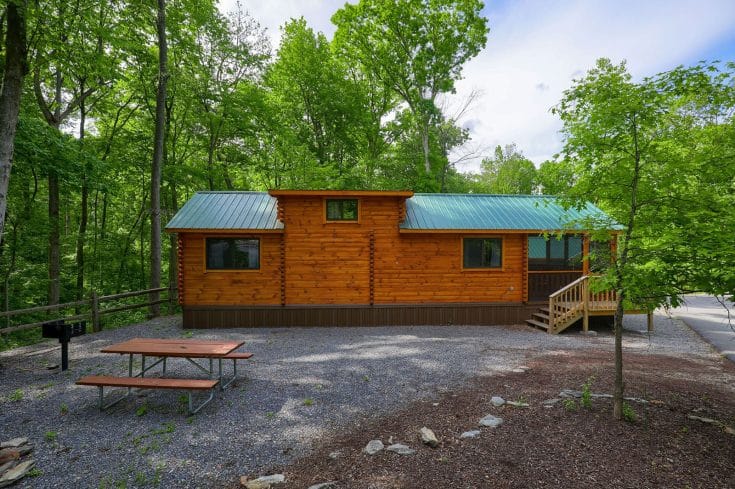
[
  {"x1": 386, "y1": 444, "x2": 416, "y2": 455},
  {"x1": 479, "y1": 415, "x2": 503, "y2": 428},
  {"x1": 419, "y1": 427, "x2": 439, "y2": 448},
  {"x1": 363, "y1": 440, "x2": 384, "y2": 455}
]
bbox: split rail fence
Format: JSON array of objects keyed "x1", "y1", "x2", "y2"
[{"x1": 0, "y1": 287, "x2": 178, "y2": 335}]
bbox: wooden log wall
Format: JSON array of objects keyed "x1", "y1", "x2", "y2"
[
  {"x1": 179, "y1": 195, "x2": 526, "y2": 307},
  {"x1": 179, "y1": 232, "x2": 282, "y2": 305}
]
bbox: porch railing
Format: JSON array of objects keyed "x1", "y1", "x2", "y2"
[{"x1": 548, "y1": 275, "x2": 621, "y2": 333}]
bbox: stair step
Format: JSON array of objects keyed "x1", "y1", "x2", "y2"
[
  {"x1": 525, "y1": 319, "x2": 550, "y2": 331},
  {"x1": 533, "y1": 312, "x2": 550, "y2": 322},
  {"x1": 538, "y1": 307, "x2": 550, "y2": 314}
]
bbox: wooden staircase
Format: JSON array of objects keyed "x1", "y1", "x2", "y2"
[
  {"x1": 525, "y1": 307, "x2": 552, "y2": 332},
  {"x1": 525, "y1": 275, "x2": 618, "y2": 334}
]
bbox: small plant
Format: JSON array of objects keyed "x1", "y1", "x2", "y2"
[
  {"x1": 265, "y1": 411, "x2": 276, "y2": 419},
  {"x1": 60, "y1": 402, "x2": 69, "y2": 415},
  {"x1": 622, "y1": 402, "x2": 637, "y2": 422},
  {"x1": 362, "y1": 375, "x2": 370, "y2": 382},
  {"x1": 136, "y1": 403, "x2": 148, "y2": 417},
  {"x1": 134, "y1": 472, "x2": 147, "y2": 485},
  {"x1": 9, "y1": 388, "x2": 24, "y2": 401},
  {"x1": 45, "y1": 431, "x2": 58, "y2": 442},
  {"x1": 181, "y1": 330, "x2": 194, "y2": 339},
  {"x1": 581, "y1": 376, "x2": 595, "y2": 409},
  {"x1": 563, "y1": 398, "x2": 578, "y2": 411},
  {"x1": 303, "y1": 398, "x2": 314, "y2": 407},
  {"x1": 27, "y1": 468, "x2": 42, "y2": 477}
]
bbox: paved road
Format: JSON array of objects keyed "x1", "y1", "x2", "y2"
[{"x1": 674, "y1": 295, "x2": 735, "y2": 363}]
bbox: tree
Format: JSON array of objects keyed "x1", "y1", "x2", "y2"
[
  {"x1": 474, "y1": 144, "x2": 537, "y2": 194},
  {"x1": 332, "y1": 0, "x2": 488, "y2": 186},
  {"x1": 537, "y1": 159, "x2": 574, "y2": 195},
  {"x1": 554, "y1": 58, "x2": 735, "y2": 419},
  {"x1": 0, "y1": 0, "x2": 28, "y2": 245},
  {"x1": 149, "y1": 0, "x2": 168, "y2": 317}
]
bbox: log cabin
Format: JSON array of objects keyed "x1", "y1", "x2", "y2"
[{"x1": 166, "y1": 190, "x2": 625, "y2": 333}]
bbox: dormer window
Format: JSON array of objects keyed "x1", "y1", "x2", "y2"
[{"x1": 325, "y1": 199, "x2": 359, "y2": 222}]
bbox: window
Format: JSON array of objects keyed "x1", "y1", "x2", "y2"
[
  {"x1": 206, "y1": 238, "x2": 259, "y2": 270},
  {"x1": 528, "y1": 235, "x2": 583, "y2": 271},
  {"x1": 326, "y1": 199, "x2": 358, "y2": 221},
  {"x1": 463, "y1": 238, "x2": 503, "y2": 269}
]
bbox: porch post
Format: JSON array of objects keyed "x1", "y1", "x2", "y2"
[
  {"x1": 582, "y1": 277, "x2": 589, "y2": 332},
  {"x1": 647, "y1": 310, "x2": 654, "y2": 333}
]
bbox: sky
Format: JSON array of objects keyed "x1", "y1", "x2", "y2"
[{"x1": 219, "y1": 0, "x2": 735, "y2": 172}]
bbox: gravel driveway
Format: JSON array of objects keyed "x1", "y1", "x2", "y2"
[{"x1": 0, "y1": 313, "x2": 717, "y2": 488}]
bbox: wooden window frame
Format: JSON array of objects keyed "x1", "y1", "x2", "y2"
[
  {"x1": 203, "y1": 236, "x2": 261, "y2": 273},
  {"x1": 323, "y1": 198, "x2": 361, "y2": 224},
  {"x1": 461, "y1": 236, "x2": 505, "y2": 272}
]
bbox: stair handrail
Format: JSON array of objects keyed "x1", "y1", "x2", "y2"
[{"x1": 548, "y1": 275, "x2": 589, "y2": 333}]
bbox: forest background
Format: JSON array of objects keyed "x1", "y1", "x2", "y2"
[{"x1": 0, "y1": 0, "x2": 733, "y2": 355}]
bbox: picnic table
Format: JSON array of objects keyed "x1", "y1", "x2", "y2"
[{"x1": 76, "y1": 337, "x2": 253, "y2": 414}]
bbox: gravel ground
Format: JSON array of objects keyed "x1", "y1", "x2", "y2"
[{"x1": 0, "y1": 312, "x2": 718, "y2": 488}]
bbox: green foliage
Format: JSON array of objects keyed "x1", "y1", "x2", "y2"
[
  {"x1": 555, "y1": 58, "x2": 735, "y2": 307},
  {"x1": 333, "y1": 0, "x2": 488, "y2": 187},
  {"x1": 563, "y1": 398, "x2": 578, "y2": 411},
  {"x1": 303, "y1": 398, "x2": 314, "y2": 407},
  {"x1": 622, "y1": 402, "x2": 637, "y2": 423},
  {"x1": 60, "y1": 402, "x2": 69, "y2": 415},
  {"x1": 469, "y1": 144, "x2": 538, "y2": 194},
  {"x1": 45, "y1": 431, "x2": 58, "y2": 442},
  {"x1": 135, "y1": 403, "x2": 148, "y2": 417},
  {"x1": 0, "y1": 0, "x2": 493, "y2": 340},
  {"x1": 8, "y1": 388, "x2": 24, "y2": 401},
  {"x1": 581, "y1": 377, "x2": 594, "y2": 409}
]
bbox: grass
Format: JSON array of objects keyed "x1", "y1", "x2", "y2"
[
  {"x1": 8, "y1": 388, "x2": 24, "y2": 401},
  {"x1": 303, "y1": 398, "x2": 314, "y2": 407},
  {"x1": 45, "y1": 431, "x2": 58, "y2": 443}
]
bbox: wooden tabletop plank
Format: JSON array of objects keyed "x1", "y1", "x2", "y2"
[{"x1": 101, "y1": 338, "x2": 245, "y2": 358}]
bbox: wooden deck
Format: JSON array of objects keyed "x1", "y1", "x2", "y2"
[{"x1": 525, "y1": 276, "x2": 651, "y2": 334}]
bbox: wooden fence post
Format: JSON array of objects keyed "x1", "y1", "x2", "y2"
[
  {"x1": 647, "y1": 310, "x2": 654, "y2": 333},
  {"x1": 91, "y1": 291, "x2": 101, "y2": 332},
  {"x1": 167, "y1": 285, "x2": 175, "y2": 315}
]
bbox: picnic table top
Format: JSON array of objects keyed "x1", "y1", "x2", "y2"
[{"x1": 101, "y1": 337, "x2": 245, "y2": 358}]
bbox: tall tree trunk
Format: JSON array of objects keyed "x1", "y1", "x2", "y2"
[
  {"x1": 75, "y1": 82, "x2": 88, "y2": 308},
  {"x1": 0, "y1": 1, "x2": 28, "y2": 245},
  {"x1": 612, "y1": 115, "x2": 642, "y2": 420},
  {"x1": 47, "y1": 67, "x2": 63, "y2": 307},
  {"x1": 149, "y1": 0, "x2": 168, "y2": 317},
  {"x1": 167, "y1": 183, "x2": 178, "y2": 313},
  {"x1": 48, "y1": 171, "x2": 60, "y2": 305}
]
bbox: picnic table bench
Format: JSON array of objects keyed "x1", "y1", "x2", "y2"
[{"x1": 75, "y1": 337, "x2": 254, "y2": 414}]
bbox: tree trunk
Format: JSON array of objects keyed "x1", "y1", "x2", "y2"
[
  {"x1": 612, "y1": 115, "x2": 642, "y2": 420},
  {"x1": 0, "y1": 1, "x2": 28, "y2": 245},
  {"x1": 149, "y1": 0, "x2": 168, "y2": 317},
  {"x1": 75, "y1": 81, "x2": 88, "y2": 308},
  {"x1": 48, "y1": 171, "x2": 60, "y2": 306},
  {"x1": 167, "y1": 182, "x2": 178, "y2": 313}
]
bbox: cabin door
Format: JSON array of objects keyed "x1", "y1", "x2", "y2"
[{"x1": 527, "y1": 235, "x2": 583, "y2": 302}]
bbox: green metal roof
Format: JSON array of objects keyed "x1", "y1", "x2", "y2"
[
  {"x1": 165, "y1": 192, "x2": 282, "y2": 231},
  {"x1": 166, "y1": 191, "x2": 617, "y2": 232},
  {"x1": 401, "y1": 194, "x2": 616, "y2": 231}
]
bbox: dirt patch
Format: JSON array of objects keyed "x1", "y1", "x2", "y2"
[{"x1": 268, "y1": 351, "x2": 735, "y2": 488}]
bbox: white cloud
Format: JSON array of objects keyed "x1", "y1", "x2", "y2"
[{"x1": 220, "y1": 0, "x2": 735, "y2": 172}]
